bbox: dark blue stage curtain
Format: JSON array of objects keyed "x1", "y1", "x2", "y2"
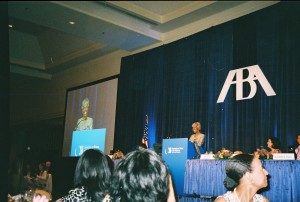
[{"x1": 114, "y1": 2, "x2": 300, "y2": 154}]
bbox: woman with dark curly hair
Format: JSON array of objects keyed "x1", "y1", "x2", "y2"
[
  {"x1": 215, "y1": 154, "x2": 269, "y2": 202},
  {"x1": 266, "y1": 137, "x2": 282, "y2": 154},
  {"x1": 110, "y1": 147, "x2": 175, "y2": 202},
  {"x1": 57, "y1": 149, "x2": 111, "y2": 202}
]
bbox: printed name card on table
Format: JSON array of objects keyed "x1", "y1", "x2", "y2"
[
  {"x1": 200, "y1": 154, "x2": 215, "y2": 160},
  {"x1": 273, "y1": 153, "x2": 295, "y2": 160}
]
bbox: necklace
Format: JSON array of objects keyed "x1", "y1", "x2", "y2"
[{"x1": 233, "y1": 188, "x2": 241, "y2": 202}]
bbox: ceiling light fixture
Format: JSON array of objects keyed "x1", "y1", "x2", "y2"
[
  {"x1": 69, "y1": 21, "x2": 75, "y2": 25},
  {"x1": 8, "y1": 24, "x2": 13, "y2": 28}
]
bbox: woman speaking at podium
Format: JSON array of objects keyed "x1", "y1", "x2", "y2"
[
  {"x1": 189, "y1": 122, "x2": 205, "y2": 155},
  {"x1": 189, "y1": 122, "x2": 205, "y2": 147}
]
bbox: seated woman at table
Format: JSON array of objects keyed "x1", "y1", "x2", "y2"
[
  {"x1": 37, "y1": 163, "x2": 47, "y2": 178},
  {"x1": 266, "y1": 137, "x2": 282, "y2": 154},
  {"x1": 215, "y1": 154, "x2": 269, "y2": 202},
  {"x1": 36, "y1": 163, "x2": 48, "y2": 189},
  {"x1": 57, "y1": 149, "x2": 111, "y2": 201},
  {"x1": 293, "y1": 133, "x2": 300, "y2": 160}
]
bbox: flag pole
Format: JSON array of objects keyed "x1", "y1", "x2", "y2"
[{"x1": 142, "y1": 114, "x2": 149, "y2": 148}]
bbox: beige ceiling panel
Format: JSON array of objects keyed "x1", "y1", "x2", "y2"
[{"x1": 45, "y1": 43, "x2": 106, "y2": 68}]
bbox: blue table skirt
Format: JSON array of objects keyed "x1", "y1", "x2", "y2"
[{"x1": 184, "y1": 160, "x2": 300, "y2": 201}]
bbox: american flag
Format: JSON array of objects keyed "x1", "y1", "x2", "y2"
[{"x1": 142, "y1": 114, "x2": 149, "y2": 148}]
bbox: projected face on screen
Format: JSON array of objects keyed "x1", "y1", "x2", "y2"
[
  {"x1": 82, "y1": 98, "x2": 89, "y2": 119},
  {"x1": 62, "y1": 77, "x2": 118, "y2": 157},
  {"x1": 75, "y1": 98, "x2": 93, "y2": 131}
]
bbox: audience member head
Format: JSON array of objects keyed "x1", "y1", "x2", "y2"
[
  {"x1": 38, "y1": 163, "x2": 46, "y2": 172},
  {"x1": 224, "y1": 154, "x2": 268, "y2": 191},
  {"x1": 138, "y1": 143, "x2": 148, "y2": 149},
  {"x1": 45, "y1": 161, "x2": 51, "y2": 173},
  {"x1": 267, "y1": 137, "x2": 282, "y2": 150},
  {"x1": 45, "y1": 161, "x2": 51, "y2": 169},
  {"x1": 111, "y1": 147, "x2": 170, "y2": 202},
  {"x1": 74, "y1": 149, "x2": 111, "y2": 201}
]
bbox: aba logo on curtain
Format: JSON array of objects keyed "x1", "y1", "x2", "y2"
[
  {"x1": 217, "y1": 65, "x2": 276, "y2": 103},
  {"x1": 142, "y1": 114, "x2": 149, "y2": 148}
]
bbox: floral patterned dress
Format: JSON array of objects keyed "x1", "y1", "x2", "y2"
[
  {"x1": 60, "y1": 186, "x2": 111, "y2": 202},
  {"x1": 217, "y1": 191, "x2": 265, "y2": 202}
]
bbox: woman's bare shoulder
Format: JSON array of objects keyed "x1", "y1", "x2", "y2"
[
  {"x1": 214, "y1": 196, "x2": 226, "y2": 202},
  {"x1": 263, "y1": 196, "x2": 270, "y2": 202}
]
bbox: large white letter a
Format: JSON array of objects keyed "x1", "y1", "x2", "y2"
[{"x1": 217, "y1": 65, "x2": 276, "y2": 103}]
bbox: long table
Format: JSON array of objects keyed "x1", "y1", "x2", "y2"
[{"x1": 184, "y1": 160, "x2": 300, "y2": 201}]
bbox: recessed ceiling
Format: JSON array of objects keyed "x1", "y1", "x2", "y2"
[{"x1": 8, "y1": 1, "x2": 279, "y2": 79}]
